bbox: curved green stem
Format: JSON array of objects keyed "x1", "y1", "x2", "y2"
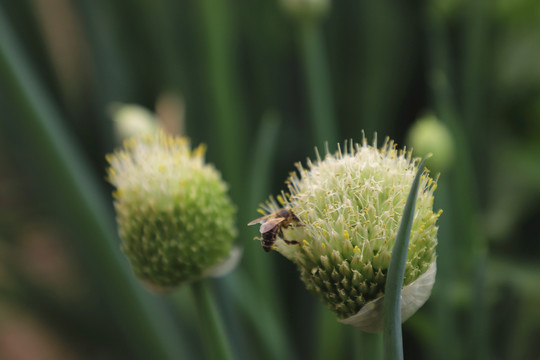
[
  {"x1": 191, "y1": 280, "x2": 234, "y2": 360},
  {"x1": 383, "y1": 158, "x2": 427, "y2": 360},
  {"x1": 0, "y1": 6, "x2": 184, "y2": 359}
]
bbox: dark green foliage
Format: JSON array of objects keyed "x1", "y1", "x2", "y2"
[{"x1": 0, "y1": 0, "x2": 539, "y2": 359}]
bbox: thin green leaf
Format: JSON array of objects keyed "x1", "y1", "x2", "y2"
[
  {"x1": 0, "y1": 7, "x2": 185, "y2": 359},
  {"x1": 356, "y1": 330, "x2": 382, "y2": 360},
  {"x1": 191, "y1": 280, "x2": 235, "y2": 360},
  {"x1": 315, "y1": 305, "x2": 347, "y2": 360},
  {"x1": 242, "y1": 112, "x2": 296, "y2": 360},
  {"x1": 197, "y1": 0, "x2": 247, "y2": 192},
  {"x1": 299, "y1": 21, "x2": 338, "y2": 149},
  {"x1": 383, "y1": 158, "x2": 428, "y2": 360},
  {"x1": 225, "y1": 272, "x2": 295, "y2": 360}
]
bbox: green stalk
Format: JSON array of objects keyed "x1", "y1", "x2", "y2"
[
  {"x1": 356, "y1": 1, "x2": 409, "y2": 137},
  {"x1": 297, "y1": 18, "x2": 344, "y2": 360},
  {"x1": 356, "y1": 331, "x2": 382, "y2": 360},
  {"x1": 426, "y1": 6, "x2": 483, "y2": 274},
  {"x1": 382, "y1": 158, "x2": 427, "y2": 360},
  {"x1": 460, "y1": 3, "x2": 490, "y2": 358},
  {"x1": 244, "y1": 112, "x2": 282, "y2": 298},
  {"x1": 298, "y1": 20, "x2": 338, "y2": 148},
  {"x1": 242, "y1": 112, "x2": 295, "y2": 360},
  {"x1": 198, "y1": 0, "x2": 246, "y2": 192},
  {"x1": 316, "y1": 306, "x2": 346, "y2": 360},
  {"x1": 460, "y1": 0, "x2": 489, "y2": 147},
  {"x1": 0, "y1": 8, "x2": 183, "y2": 359},
  {"x1": 426, "y1": 7, "x2": 489, "y2": 360},
  {"x1": 225, "y1": 272, "x2": 294, "y2": 360},
  {"x1": 430, "y1": 175, "x2": 461, "y2": 360},
  {"x1": 191, "y1": 280, "x2": 234, "y2": 360}
]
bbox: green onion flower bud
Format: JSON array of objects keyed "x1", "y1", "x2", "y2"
[
  {"x1": 257, "y1": 137, "x2": 440, "y2": 332},
  {"x1": 406, "y1": 113, "x2": 455, "y2": 173},
  {"x1": 106, "y1": 130, "x2": 237, "y2": 292},
  {"x1": 109, "y1": 103, "x2": 158, "y2": 143}
]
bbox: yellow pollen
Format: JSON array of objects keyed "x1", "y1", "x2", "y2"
[
  {"x1": 321, "y1": 242, "x2": 326, "y2": 249},
  {"x1": 303, "y1": 240, "x2": 310, "y2": 246},
  {"x1": 343, "y1": 230, "x2": 350, "y2": 240},
  {"x1": 353, "y1": 245, "x2": 361, "y2": 255}
]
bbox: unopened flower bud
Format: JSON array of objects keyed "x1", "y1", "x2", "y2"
[
  {"x1": 106, "y1": 130, "x2": 237, "y2": 291},
  {"x1": 257, "y1": 137, "x2": 440, "y2": 332},
  {"x1": 109, "y1": 103, "x2": 158, "y2": 142},
  {"x1": 407, "y1": 114, "x2": 455, "y2": 173}
]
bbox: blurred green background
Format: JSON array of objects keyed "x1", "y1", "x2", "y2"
[{"x1": 1, "y1": 0, "x2": 540, "y2": 359}]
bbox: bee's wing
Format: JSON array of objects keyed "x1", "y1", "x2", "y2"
[
  {"x1": 259, "y1": 217, "x2": 286, "y2": 233},
  {"x1": 247, "y1": 215, "x2": 270, "y2": 226}
]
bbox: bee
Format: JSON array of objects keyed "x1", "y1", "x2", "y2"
[{"x1": 248, "y1": 208, "x2": 301, "y2": 252}]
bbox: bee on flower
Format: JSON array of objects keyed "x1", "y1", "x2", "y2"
[{"x1": 251, "y1": 136, "x2": 440, "y2": 332}]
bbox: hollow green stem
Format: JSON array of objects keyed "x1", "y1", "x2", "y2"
[
  {"x1": 191, "y1": 280, "x2": 234, "y2": 360},
  {"x1": 356, "y1": 331, "x2": 382, "y2": 360},
  {"x1": 244, "y1": 112, "x2": 282, "y2": 299},
  {"x1": 198, "y1": 0, "x2": 246, "y2": 193},
  {"x1": 315, "y1": 306, "x2": 346, "y2": 360},
  {"x1": 225, "y1": 272, "x2": 294, "y2": 360},
  {"x1": 298, "y1": 20, "x2": 338, "y2": 148},
  {"x1": 460, "y1": 0, "x2": 489, "y2": 147},
  {"x1": 426, "y1": 7, "x2": 489, "y2": 360},
  {"x1": 431, "y1": 175, "x2": 461, "y2": 360}
]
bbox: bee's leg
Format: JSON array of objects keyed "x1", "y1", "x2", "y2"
[
  {"x1": 282, "y1": 239, "x2": 299, "y2": 245},
  {"x1": 279, "y1": 228, "x2": 300, "y2": 246}
]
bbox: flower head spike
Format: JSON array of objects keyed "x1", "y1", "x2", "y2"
[
  {"x1": 252, "y1": 137, "x2": 440, "y2": 332},
  {"x1": 107, "y1": 130, "x2": 237, "y2": 291}
]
